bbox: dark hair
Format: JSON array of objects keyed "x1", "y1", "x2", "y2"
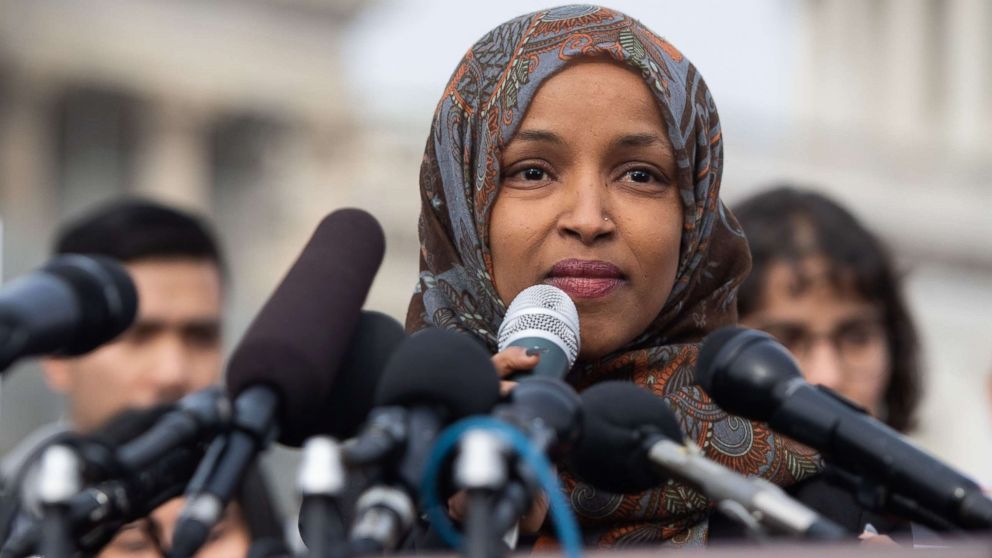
[
  {"x1": 53, "y1": 198, "x2": 225, "y2": 276},
  {"x1": 733, "y1": 186, "x2": 921, "y2": 433}
]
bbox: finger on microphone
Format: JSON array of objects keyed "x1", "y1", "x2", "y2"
[
  {"x1": 520, "y1": 490, "x2": 549, "y2": 533},
  {"x1": 491, "y1": 346, "x2": 540, "y2": 378},
  {"x1": 499, "y1": 381, "x2": 518, "y2": 396},
  {"x1": 447, "y1": 491, "x2": 467, "y2": 522}
]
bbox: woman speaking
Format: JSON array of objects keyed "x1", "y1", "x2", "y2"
[{"x1": 405, "y1": 5, "x2": 820, "y2": 547}]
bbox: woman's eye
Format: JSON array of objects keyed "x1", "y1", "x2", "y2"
[
  {"x1": 520, "y1": 167, "x2": 547, "y2": 181},
  {"x1": 501, "y1": 164, "x2": 554, "y2": 188},
  {"x1": 625, "y1": 169, "x2": 653, "y2": 183}
]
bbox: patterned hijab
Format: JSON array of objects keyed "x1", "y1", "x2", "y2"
[{"x1": 407, "y1": 5, "x2": 820, "y2": 547}]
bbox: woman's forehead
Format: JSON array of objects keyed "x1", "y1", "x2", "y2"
[
  {"x1": 501, "y1": 61, "x2": 676, "y2": 155},
  {"x1": 474, "y1": 28, "x2": 689, "y2": 157}
]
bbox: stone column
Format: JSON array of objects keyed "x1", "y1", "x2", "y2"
[
  {"x1": 0, "y1": 76, "x2": 58, "y2": 276},
  {"x1": 944, "y1": 0, "x2": 990, "y2": 156},
  {"x1": 134, "y1": 97, "x2": 210, "y2": 211},
  {"x1": 878, "y1": 0, "x2": 932, "y2": 141}
]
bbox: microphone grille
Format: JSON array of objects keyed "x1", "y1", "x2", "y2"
[{"x1": 498, "y1": 285, "x2": 580, "y2": 366}]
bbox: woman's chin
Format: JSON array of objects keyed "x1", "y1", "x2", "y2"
[{"x1": 575, "y1": 340, "x2": 621, "y2": 363}]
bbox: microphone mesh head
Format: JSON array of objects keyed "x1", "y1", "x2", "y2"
[{"x1": 498, "y1": 285, "x2": 580, "y2": 366}]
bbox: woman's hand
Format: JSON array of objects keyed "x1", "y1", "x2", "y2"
[
  {"x1": 491, "y1": 346, "x2": 540, "y2": 395},
  {"x1": 859, "y1": 524, "x2": 898, "y2": 547},
  {"x1": 447, "y1": 490, "x2": 550, "y2": 534}
]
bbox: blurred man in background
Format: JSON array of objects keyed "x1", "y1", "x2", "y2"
[
  {"x1": 3, "y1": 199, "x2": 226, "y2": 474},
  {"x1": 0, "y1": 199, "x2": 285, "y2": 556},
  {"x1": 45, "y1": 199, "x2": 225, "y2": 433}
]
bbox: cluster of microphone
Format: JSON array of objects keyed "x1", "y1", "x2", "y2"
[{"x1": 1, "y1": 208, "x2": 991, "y2": 557}]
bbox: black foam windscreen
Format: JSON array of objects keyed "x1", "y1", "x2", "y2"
[
  {"x1": 694, "y1": 326, "x2": 748, "y2": 390},
  {"x1": 281, "y1": 311, "x2": 405, "y2": 447},
  {"x1": 374, "y1": 327, "x2": 500, "y2": 419},
  {"x1": 226, "y1": 209, "x2": 385, "y2": 441},
  {"x1": 45, "y1": 255, "x2": 138, "y2": 355},
  {"x1": 696, "y1": 326, "x2": 802, "y2": 420},
  {"x1": 569, "y1": 381, "x2": 685, "y2": 494}
]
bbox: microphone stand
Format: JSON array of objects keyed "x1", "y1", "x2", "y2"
[
  {"x1": 342, "y1": 410, "x2": 417, "y2": 555},
  {"x1": 172, "y1": 387, "x2": 278, "y2": 557},
  {"x1": 297, "y1": 437, "x2": 348, "y2": 558},
  {"x1": 348, "y1": 485, "x2": 415, "y2": 555},
  {"x1": 646, "y1": 438, "x2": 847, "y2": 541},
  {"x1": 35, "y1": 444, "x2": 82, "y2": 558},
  {"x1": 455, "y1": 430, "x2": 507, "y2": 558}
]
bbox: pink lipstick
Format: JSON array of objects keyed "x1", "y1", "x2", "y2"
[{"x1": 545, "y1": 259, "x2": 625, "y2": 299}]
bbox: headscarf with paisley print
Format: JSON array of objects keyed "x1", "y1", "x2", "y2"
[{"x1": 407, "y1": 4, "x2": 820, "y2": 548}]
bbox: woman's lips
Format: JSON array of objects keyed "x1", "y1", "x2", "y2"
[{"x1": 546, "y1": 259, "x2": 625, "y2": 299}]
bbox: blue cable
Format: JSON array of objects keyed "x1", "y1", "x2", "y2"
[{"x1": 419, "y1": 416, "x2": 583, "y2": 558}]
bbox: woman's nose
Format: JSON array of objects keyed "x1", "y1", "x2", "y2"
[
  {"x1": 800, "y1": 339, "x2": 845, "y2": 392},
  {"x1": 557, "y1": 177, "x2": 615, "y2": 244}
]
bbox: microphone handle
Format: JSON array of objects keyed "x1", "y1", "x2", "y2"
[
  {"x1": 39, "y1": 508, "x2": 74, "y2": 558},
  {"x1": 506, "y1": 338, "x2": 568, "y2": 380},
  {"x1": 491, "y1": 480, "x2": 531, "y2": 535},
  {"x1": 646, "y1": 438, "x2": 846, "y2": 540},
  {"x1": 116, "y1": 389, "x2": 226, "y2": 473},
  {"x1": 300, "y1": 496, "x2": 347, "y2": 558},
  {"x1": 173, "y1": 386, "x2": 278, "y2": 556},
  {"x1": 116, "y1": 412, "x2": 205, "y2": 472},
  {"x1": 771, "y1": 381, "x2": 992, "y2": 530},
  {"x1": 172, "y1": 430, "x2": 256, "y2": 556}
]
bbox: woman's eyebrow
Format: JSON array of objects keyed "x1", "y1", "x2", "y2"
[
  {"x1": 613, "y1": 133, "x2": 667, "y2": 149},
  {"x1": 512, "y1": 129, "x2": 564, "y2": 144}
]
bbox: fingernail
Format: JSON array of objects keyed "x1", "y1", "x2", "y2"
[{"x1": 525, "y1": 348, "x2": 543, "y2": 357}]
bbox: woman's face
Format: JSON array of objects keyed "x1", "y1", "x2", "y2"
[
  {"x1": 740, "y1": 256, "x2": 892, "y2": 414},
  {"x1": 489, "y1": 61, "x2": 683, "y2": 361}
]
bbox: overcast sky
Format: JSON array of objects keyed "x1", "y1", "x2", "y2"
[{"x1": 344, "y1": 0, "x2": 801, "y2": 122}]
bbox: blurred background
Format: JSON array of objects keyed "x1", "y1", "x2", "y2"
[{"x1": 0, "y1": 0, "x2": 990, "y2": 513}]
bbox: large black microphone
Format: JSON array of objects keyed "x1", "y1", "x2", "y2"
[
  {"x1": 344, "y1": 327, "x2": 501, "y2": 553},
  {"x1": 569, "y1": 381, "x2": 846, "y2": 540},
  {"x1": 299, "y1": 310, "x2": 406, "y2": 446},
  {"x1": 0, "y1": 254, "x2": 137, "y2": 372},
  {"x1": 696, "y1": 326, "x2": 992, "y2": 532},
  {"x1": 497, "y1": 285, "x2": 579, "y2": 380},
  {"x1": 171, "y1": 208, "x2": 385, "y2": 556}
]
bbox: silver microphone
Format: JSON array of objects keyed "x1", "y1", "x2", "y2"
[{"x1": 497, "y1": 285, "x2": 580, "y2": 379}]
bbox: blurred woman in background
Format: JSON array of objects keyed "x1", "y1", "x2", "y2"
[
  {"x1": 97, "y1": 467, "x2": 286, "y2": 558},
  {"x1": 734, "y1": 186, "x2": 922, "y2": 433}
]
